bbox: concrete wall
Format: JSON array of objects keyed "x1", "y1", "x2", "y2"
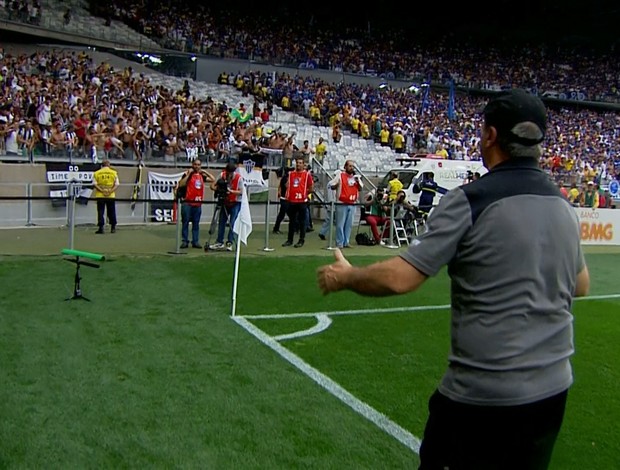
[{"x1": 196, "y1": 57, "x2": 411, "y2": 89}]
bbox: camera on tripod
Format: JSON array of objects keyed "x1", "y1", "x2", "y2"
[{"x1": 214, "y1": 177, "x2": 229, "y2": 204}]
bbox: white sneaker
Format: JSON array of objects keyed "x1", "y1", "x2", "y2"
[
  {"x1": 225, "y1": 242, "x2": 233, "y2": 251},
  {"x1": 209, "y1": 242, "x2": 224, "y2": 250},
  {"x1": 379, "y1": 240, "x2": 386, "y2": 246}
]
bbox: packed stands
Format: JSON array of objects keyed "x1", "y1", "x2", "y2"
[{"x1": 101, "y1": 2, "x2": 620, "y2": 104}]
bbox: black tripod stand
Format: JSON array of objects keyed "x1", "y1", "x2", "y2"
[
  {"x1": 204, "y1": 199, "x2": 230, "y2": 251},
  {"x1": 64, "y1": 257, "x2": 100, "y2": 301}
]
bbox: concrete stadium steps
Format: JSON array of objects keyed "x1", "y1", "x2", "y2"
[
  {"x1": 36, "y1": 0, "x2": 161, "y2": 50},
  {"x1": 142, "y1": 74, "x2": 398, "y2": 173}
]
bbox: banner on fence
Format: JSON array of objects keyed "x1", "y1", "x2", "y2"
[
  {"x1": 45, "y1": 162, "x2": 97, "y2": 207},
  {"x1": 575, "y1": 208, "x2": 620, "y2": 245},
  {"x1": 147, "y1": 170, "x2": 184, "y2": 222},
  {"x1": 237, "y1": 152, "x2": 268, "y2": 194}
]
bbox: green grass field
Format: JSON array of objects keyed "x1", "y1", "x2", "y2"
[{"x1": 1, "y1": 227, "x2": 619, "y2": 469}]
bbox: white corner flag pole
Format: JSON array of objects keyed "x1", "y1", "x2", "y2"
[
  {"x1": 231, "y1": 183, "x2": 253, "y2": 317},
  {"x1": 231, "y1": 232, "x2": 242, "y2": 317}
]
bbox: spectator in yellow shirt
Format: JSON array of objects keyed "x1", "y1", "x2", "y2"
[
  {"x1": 435, "y1": 143, "x2": 449, "y2": 159},
  {"x1": 567, "y1": 183, "x2": 580, "y2": 206},
  {"x1": 315, "y1": 137, "x2": 327, "y2": 164},
  {"x1": 392, "y1": 129, "x2": 405, "y2": 154},
  {"x1": 380, "y1": 126, "x2": 390, "y2": 147}
]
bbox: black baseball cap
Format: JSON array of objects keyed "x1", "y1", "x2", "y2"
[{"x1": 483, "y1": 89, "x2": 547, "y2": 145}]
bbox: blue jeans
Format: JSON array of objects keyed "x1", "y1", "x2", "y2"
[
  {"x1": 182, "y1": 203, "x2": 202, "y2": 245},
  {"x1": 335, "y1": 204, "x2": 356, "y2": 247},
  {"x1": 217, "y1": 203, "x2": 240, "y2": 244},
  {"x1": 319, "y1": 206, "x2": 334, "y2": 238}
]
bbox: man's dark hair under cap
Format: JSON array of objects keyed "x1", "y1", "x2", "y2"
[{"x1": 483, "y1": 89, "x2": 547, "y2": 146}]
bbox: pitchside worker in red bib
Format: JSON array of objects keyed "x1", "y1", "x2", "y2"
[
  {"x1": 282, "y1": 156, "x2": 314, "y2": 248},
  {"x1": 177, "y1": 159, "x2": 215, "y2": 249},
  {"x1": 317, "y1": 89, "x2": 590, "y2": 469},
  {"x1": 210, "y1": 162, "x2": 243, "y2": 251}
]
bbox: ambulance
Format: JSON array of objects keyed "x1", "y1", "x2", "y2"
[{"x1": 377, "y1": 154, "x2": 488, "y2": 206}]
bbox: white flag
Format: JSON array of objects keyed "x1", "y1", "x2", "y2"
[{"x1": 233, "y1": 184, "x2": 252, "y2": 245}]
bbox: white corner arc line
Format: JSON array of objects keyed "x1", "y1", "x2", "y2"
[
  {"x1": 232, "y1": 316, "x2": 421, "y2": 455},
  {"x1": 273, "y1": 315, "x2": 332, "y2": 341}
]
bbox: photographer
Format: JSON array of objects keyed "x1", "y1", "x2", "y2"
[
  {"x1": 363, "y1": 188, "x2": 390, "y2": 245},
  {"x1": 177, "y1": 159, "x2": 215, "y2": 249},
  {"x1": 464, "y1": 170, "x2": 481, "y2": 185},
  {"x1": 328, "y1": 159, "x2": 363, "y2": 249},
  {"x1": 209, "y1": 162, "x2": 243, "y2": 251}
]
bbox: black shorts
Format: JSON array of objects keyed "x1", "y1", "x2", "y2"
[{"x1": 419, "y1": 389, "x2": 568, "y2": 470}]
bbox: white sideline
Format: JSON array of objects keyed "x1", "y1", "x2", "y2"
[
  {"x1": 243, "y1": 293, "x2": 620, "y2": 320},
  {"x1": 247, "y1": 304, "x2": 451, "y2": 320},
  {"x1": 232, "y1": 316, "x2": 422, "y2": 455}
]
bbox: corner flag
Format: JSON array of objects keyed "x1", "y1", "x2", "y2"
[
  {"x1": 233, "y1": 184, "x2": 252, "y2": 245},
  {"x1": 231, "y1": 183, "x2": 253, "y2": 317}
]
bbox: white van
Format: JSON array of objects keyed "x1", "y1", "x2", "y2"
[{"x1": 377, "y1": 154, "x2": 488, "y2": 206}]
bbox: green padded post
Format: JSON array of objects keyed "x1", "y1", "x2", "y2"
[{"x1": 61, "y1": 249, "x2": 105, "y2": 261}]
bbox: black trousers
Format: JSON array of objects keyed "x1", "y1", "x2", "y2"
[
  {"x1": 273, "y1": 198, "x2": 289, "y2": 231},
  {"x1": 96, "y1": 198, "x2": 117, "y2": 229},
  {"x1": 286, "y1": 202, "x2": 307, "y2": 243},
  {"x1": 418, "y1": 389, "x2": 568, "y2": 470}
]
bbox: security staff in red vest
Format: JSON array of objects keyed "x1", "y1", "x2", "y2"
[
  {"x1": 177, "y1": 159, "x2": 215, "y2": 249},
  {"x1": 209, "y1": 162, "x2": 243, "y2": 251},
  {"x1": 328, "y1": 159, "x2": 363, "y2": 248},
  {"x1": 283, "y1": 156, "x2": 314, "y2": 248}
]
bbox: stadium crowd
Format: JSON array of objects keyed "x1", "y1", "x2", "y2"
[
  {"x1": 0, "y1": 48, "x2": 267, "y2": 164},
  {"x1": 0, "y1": 35, "x2": 618, "y2": 200},
  {"x1": 218, "y1": 68, "x2": 619, "y2": 189},
  {"x1": 7, "y1": 0, "x2": 617, "y2": 103},
  {"x1": 102, "y1": 2, "x2": 620, "y2": 104}
]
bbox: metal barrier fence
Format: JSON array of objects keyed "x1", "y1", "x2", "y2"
[{"x1": 0, "y1": 183, "x2": 287, "y2": 228}]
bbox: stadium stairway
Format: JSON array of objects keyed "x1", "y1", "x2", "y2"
[
  {"x1": 143, "y1": 74, "x2": 398, "y2": 174},
  {"x1": 35, "y1": 0, "x2": 162, "y2": 50}
]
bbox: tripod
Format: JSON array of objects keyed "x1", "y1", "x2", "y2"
[
  {"x1": 204, "y1": 199, "x2": 230, "y2": 251},
  {"x1": 64, "y1": 257, "x2": 100, "y2": 301}
]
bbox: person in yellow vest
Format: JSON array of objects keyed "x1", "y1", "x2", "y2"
[
  {"x1": 387, "y1": 171, "x2": 404, "y2": 202},
  {"x1": 93, "y1": 159, "x2": 119, "y2": 234}
]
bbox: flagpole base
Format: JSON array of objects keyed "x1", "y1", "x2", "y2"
[
  {"x1": 324, "y1": 246, "x2": 338, "y2": 251},
  {"x1": 262, "y1": 247, "x2": 275, "y2": 252}
]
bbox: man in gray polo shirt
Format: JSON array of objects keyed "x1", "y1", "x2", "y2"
[{"x1": 317, "y1": 89, "x2": 590, "y2": 469}]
